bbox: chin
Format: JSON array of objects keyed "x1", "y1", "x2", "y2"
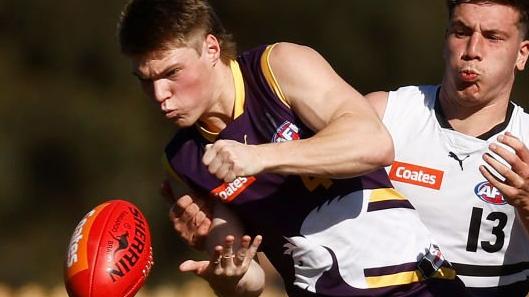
[
  {"x1": 169, "y1": 117, "x2": 191, "y2": 128},
  {"x1": 456, "y1": 91, "x2": 487, "y2": 108},
  {"x1": 456, "y1": 81, "x2": 480, "y2": 96}
]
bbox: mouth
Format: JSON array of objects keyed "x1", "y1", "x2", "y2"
[
  {"x1": 458, "y1": 68, "x2": 480, "y2": 83},
  {"x1": 163, "y1": 110, "x2": 180, "y2": 120}
]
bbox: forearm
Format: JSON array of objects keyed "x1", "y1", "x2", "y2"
[
  {"x1": 257, "y1": 113, "x2": 394, "y2": 178},
  {"x1": 205, "y1": 204, "x2": 265, "y2": 297}
]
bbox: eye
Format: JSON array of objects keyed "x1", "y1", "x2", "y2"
[
  {"x1": 452, "y1": 29, "x2": 469, "y2": 38},
  {"x1": 454, "y1": 31, "x2": 465, "y2": 37},
  {"x1": 298, "y1": 260, "x2": 304, "y2": 266},
  {"x1": 449, "y1": 23, "x2": 472, "y2": 38},
  {"x1": 484, "y1": 33, "x2": 503, "y2": 42},
  {"x1": 165, "y1": 68, "x2": 180, "y2": 79}
]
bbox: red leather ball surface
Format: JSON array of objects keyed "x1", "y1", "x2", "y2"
[{"x1": 64, "y1": 200, "x2": 154, "y2": 297}]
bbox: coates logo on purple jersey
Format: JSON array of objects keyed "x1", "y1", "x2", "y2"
[
  {"x1": 474, "y1": 181, "x2": 506, "y2": 205},
  {"x1": 272, "y1": 121, "x2": 300, "y2": 143}
]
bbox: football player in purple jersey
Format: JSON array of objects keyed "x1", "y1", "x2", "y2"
[{"x1": 117, "y1": 0, "x2": 469, "y2": 296}]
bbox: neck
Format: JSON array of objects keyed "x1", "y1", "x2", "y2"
[
  {"x1": 199, "y1": 60, "x2": 236, "y2": 133},
  {"x1": 438, "y1": 86, "x2": 510, "y2": 137}
]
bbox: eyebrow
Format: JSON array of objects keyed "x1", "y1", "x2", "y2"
[
  {"x1": 450, "y1": 20, "x2": 510, "y2": 37},
  {"x1": 449, "y1": 19, "x2": 474, "y2": 30},
  {"x1": 132, "y1": 63, "x2": 181, "y2": 81}
]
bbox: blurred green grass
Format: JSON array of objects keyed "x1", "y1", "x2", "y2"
[{"x1": 0, "y1": 281, "x2": 286, "y2": 297}]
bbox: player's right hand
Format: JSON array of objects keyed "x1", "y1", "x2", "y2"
[
  {"x1": 202, "y1": 140, "x2": 264, "y2": 183},
  {"x1": 162, "y1": 180, "x2": 212, "y2": 249}
]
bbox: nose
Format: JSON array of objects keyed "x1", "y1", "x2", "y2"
[
  {"x1": 462, "y1": 32, "x2": 482, "y2": 61},
  {"x1": 152, "y1": 79, "x2": 172, "y2": 103}
]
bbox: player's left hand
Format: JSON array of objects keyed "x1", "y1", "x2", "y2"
[
  {"x1": 480, "y1": 132, "x2": 529, "y2": 214},
  {"x1": 203, "y1": 140, "x2": 264, "y2": 182},
  {"x1": 179, "y1": 235, "x2": 262, "y2": 293}
]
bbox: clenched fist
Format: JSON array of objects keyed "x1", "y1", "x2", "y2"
[{"x1": 203, "y1": 140, "x2": 265, "y2": 182}]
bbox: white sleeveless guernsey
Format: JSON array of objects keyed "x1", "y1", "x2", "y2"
[{"x1": 383, "y1": 85, "x2": 529, "y2": 288}]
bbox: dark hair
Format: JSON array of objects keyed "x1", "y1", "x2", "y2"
[
  {"x1": 446, "y1": 0, "x2": 529, "y2": 39},
  {"x1": 117, "y1": 0, "x2": 236, "y2": 63}
]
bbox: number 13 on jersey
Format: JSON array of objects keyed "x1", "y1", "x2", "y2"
[{"x1": 466, "y1": 207, "x2": 508, "y2": 253}]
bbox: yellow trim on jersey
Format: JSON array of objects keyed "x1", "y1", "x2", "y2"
[
  {"x1": 365, "y1": 267, "x2": 456, "y2": 288},
  {"x1": 230, "y1": 59, "x2": 246, "y2": 119},
  {"x1": 369, "y1": 188, "x2": 407, "y2": 203},
  {"x1": 195, "y1": 59, "x2": 246, "y2": 142},
  {"x1": 432, "y1": 267, "x2": 457, "y2": 279},
  {"x1": 260, "y1": 44, "x2": 291, "y2": 108},
  {"x1": 196, "y1": 125, "x2": 219, "y2": 143},
  {"x1": 366, "y1": 270, "x2": 421, "y2": 288}
]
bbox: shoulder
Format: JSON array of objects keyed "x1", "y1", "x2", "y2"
[
  {"x1": 377, "y1": 85, "x2": 438, "y2": 129},
  {"x1": 265, "y1": 42, "x2": 344, "y2": 107},
  {"x1": 389, "y1": 85, "x2": 433, "y2": 99},
  {"x1": 386, "y1": 85, "x2": 439, "y2": 109},
  {"x1": 267, "y1": 42, "x2": 331, "y2": 82},
  {"x1": 364, "y1": 86, "x2": 432, "y2": 119},
  {"x1": 365, "y1": 91, "x2": 389, "y2": 119},
  {"x1": 512, "y1": 102, "x2": 529, "y2": 141},
  {"x1": 267, "y1": 42, "x2": 321, "y2": 63},
  {"x1": 516, "y1": 103, "x2": 529, "y2": 121},
  {"x1": 267, "y1": 42, "x2": 334, "y2": 81}
]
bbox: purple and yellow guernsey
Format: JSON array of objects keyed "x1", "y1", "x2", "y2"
[{"x1": 164, "y1": 44, "x2": 467, "y2": 296}]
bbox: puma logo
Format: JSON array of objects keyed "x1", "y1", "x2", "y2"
[{"x1": 448, "y1": 152, "x2": 470, "y2": 171}]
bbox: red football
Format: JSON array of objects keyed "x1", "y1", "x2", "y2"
[{"x1": 64, "y1": 200, "x2": 154, "y2": 297}]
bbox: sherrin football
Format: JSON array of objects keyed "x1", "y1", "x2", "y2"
[{"x1": 64, "y1": 200, "x2": 154, "y2": 297}]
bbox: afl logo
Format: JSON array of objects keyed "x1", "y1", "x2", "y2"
[
  {"x1": 272, "y1": 121, "x2": 300, "y2": 143},
  {"x1": 474, "y1": 181, "x2": 506, "y2": 205}
]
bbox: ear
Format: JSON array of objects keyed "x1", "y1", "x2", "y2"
[
  {"x1": 204, "y1": 34, "x2": 221, "y2": 66},
  {"x1": 515, "y1": 40, "x2": 529, "y2": 71}
]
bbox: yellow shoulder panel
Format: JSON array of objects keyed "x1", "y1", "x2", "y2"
[{"x1": 260, "y1": 44, "x2": 291, "y2": 109}]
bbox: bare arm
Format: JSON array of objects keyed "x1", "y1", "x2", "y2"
[
  {"x1": 204, "y1": 43, "x2": 394, "y2": 181},
  {"x1": 365, "y1": 91, "x2": 389, "y2": 120},
  {"x1": 261, "y1": 43, "x2": 393, "y2": 176},
  {"x1": 179, "y1": 201, "x2": 265, "y2": 297},
  {"x1": 162, "y1": 176, "x2": 264, "y2": 296}
]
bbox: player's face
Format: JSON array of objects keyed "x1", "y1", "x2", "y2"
[
  {"x1": 131, "y1": 36, "x2": 218, "y2": 128},
  {"x1": 442, "y1": 3, "x2": 529, "y2": 107}
]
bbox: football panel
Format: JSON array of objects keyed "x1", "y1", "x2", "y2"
[
  {"x1": 91, "y1": 200, "x2": 153, "y2": 297},
  {"x1": 64, "y1": 201, "x2": 114, "y2": 297}
]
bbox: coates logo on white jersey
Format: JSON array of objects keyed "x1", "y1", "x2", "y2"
[
  {"x1": 389, "y1": 161, "x2": 444, "y2": 190},
  {"x1": 272, "y1": 121, "x2": 300, "y2": 143},
  {"x1": 474, "y1": 181, "x2": 506, "y2": 205},
  {"x1": 212, "y1": 176, "x2": 256, "y2": 203}
]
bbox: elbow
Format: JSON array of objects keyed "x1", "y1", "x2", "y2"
[
  {"x1": 380, "y1": 141, "x2": 395, "y2": 167},
  {"x1": 371, "y1": 129, "x2": 395, "y2": 168}
]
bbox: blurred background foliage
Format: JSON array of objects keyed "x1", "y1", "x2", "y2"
[{"x1": 0, "y1": 0, "x2": 528, "y2": 295}]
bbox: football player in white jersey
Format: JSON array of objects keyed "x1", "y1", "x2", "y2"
[{"x1": 367, "y1": 1, "x2": 529, "y2": 296}]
